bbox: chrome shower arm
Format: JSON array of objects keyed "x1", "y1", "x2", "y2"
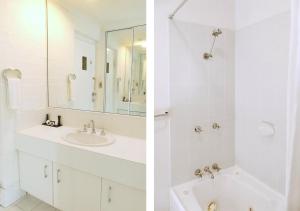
[{"x1": 169, "y1": 0, "x2": 189, "y2": 19}]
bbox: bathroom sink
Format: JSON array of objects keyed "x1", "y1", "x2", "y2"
[{"x1": 63, "y1": 131, "x2": 114, "y2": 147}]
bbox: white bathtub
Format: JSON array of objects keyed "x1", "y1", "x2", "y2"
[{"x1": 170, "y1": 167, "x2": 285, "y2": 211}]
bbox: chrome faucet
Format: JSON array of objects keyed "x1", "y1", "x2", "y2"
[
  {"x1": 90, "y1": 120, "x2": 96, "y2": 134},
  {"x1": 194, "y1": 169, "x2": 204, "y2": 178},
  {"x1": 212, "y1": 163, "x2": 221, "y2": 172},
  {"x1": 204, "y1": 166, "x2": 214, "y2": 179}
]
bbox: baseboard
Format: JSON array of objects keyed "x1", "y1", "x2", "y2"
[{"x1": 0, "y1": 186, "x2": 25, "y2": 207}]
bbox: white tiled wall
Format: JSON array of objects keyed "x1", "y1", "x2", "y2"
[
  {"x1": 0, "y1": 0, "x2": 47, "y2": 191},
  {"x1": 154, "y1": 0, "x2": 236, "y2": 209},
  {"x1": 235, "y1": 0, "x2": 291, "y2": 29},
  {"x1": 169, "y1": 21, "x2": 235, "y2": 185},
  {"x1": 171, "y1": 0, "x2": 235, "y2": 30},
  {"x1": 155, "y1": 1, "x2": 291, "y2": 210},
  {"x1": 235, "y1": 10, "x2": 291, "y2": 194},
  {"x1": 154, "y1": 1, "x2": 172, "y2": 211}
]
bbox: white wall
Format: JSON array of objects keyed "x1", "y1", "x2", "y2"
[
  {"x1": 235, "y1": 0, "x2": 291, "y2": 29},
  {"x1": 154, "y1": 0, "x2": 235, "y2": 210},
  {"x1": 170, "y1": 21, "x2": 235, "y2": 185},
  {"x1": 154, "y1": 1, "x2": 171, "y2": 210},
  {"x1": 173, "y1": 0, "x2": 235, "y2": 30},
  {"x1": 235, "y1": 1, "x2": 291, "y2": 194},
  {"x1": 155, "y1": 0, "x2": 292, "y2": 210},
  {"x1": 0, "y1": 0, "x2": 47, "y2": 194}
]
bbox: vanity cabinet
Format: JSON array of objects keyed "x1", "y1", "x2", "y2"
[
  {"x1": 19, "y1": 152, "x2": 53, "y2": 205},
  {"x1": 53, "y1": 163, "x2": 101, "y2": 211},
  {"x1": 18, "y1": 152, "x2": 145, "y2": 211},
  {"x1": 101, "y1": 179, "x2": 146, "y2": 211}
]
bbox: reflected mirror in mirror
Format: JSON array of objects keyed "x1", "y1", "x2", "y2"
[
  {"x1": 47, "y1": 0, "x2": 146, "y2": 116},
  {"x1": 105, "y1": 26, "x2": 146, "y2": 116}
]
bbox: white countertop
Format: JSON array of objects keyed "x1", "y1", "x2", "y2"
[{"x1": 18, "y1": 125, "x2": 146, "y2": 165}]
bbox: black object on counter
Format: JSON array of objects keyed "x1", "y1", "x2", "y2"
[{"x1": 42, "y1": 114, "x2": 62, "y2": 128}]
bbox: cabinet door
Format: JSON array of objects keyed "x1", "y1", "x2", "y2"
[
  {"x1": 101, "y1": 179, "x2": 146, "y2": 211},
  {"x1": 53, "y1": 163, "x2": 101, "y2": 211},
  {"x1": 19, "y1": 152, "x2": 53, "y2": 205}
]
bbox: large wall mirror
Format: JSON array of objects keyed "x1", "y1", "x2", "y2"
[{"x1": 47, "y1": 0, "x2": 146, "y2": 116}]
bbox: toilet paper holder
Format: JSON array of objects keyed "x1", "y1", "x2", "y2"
[{"x1": 2, "y1": 68, "x2": 22, "y2": 80}]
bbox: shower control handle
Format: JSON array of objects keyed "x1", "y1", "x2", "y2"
[
  {"x1": 194, "y1": 169, "x2": 203, "y2": 178},
  {"x1": 212, "y1": 163, "x2": 221, "y2": 172},
  {"x1": 194, "y1": 126, "x2": 203, "y2": 133}
]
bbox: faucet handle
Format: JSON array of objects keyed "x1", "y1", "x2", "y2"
[
  {"x1": 83, "y1": 124, "x2": 88, "y2": 132},
  {"x1": 212, "y1": 163, "x2": 221, "y2": 172},
  {"x1": 100, "y1": 129, "x2": 106, "y2": 136},
  {"x1": 79, "y1": 124, "x2": 88, "y2": 133},
  {"x1": 194, "y1": 169, "x2": 203, "y2": 178}
]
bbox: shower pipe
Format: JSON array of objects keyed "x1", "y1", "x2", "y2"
[
  {"x1": 169, "y1": 0, "x2": 189, "y2": 19},
  {"x1": 203, "y1": 29, "x2": 222, "y2": 60}
]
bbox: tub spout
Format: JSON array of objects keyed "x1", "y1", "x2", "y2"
[{"x1": 204, "y1": 166, "x2": 214, "y2": 179}]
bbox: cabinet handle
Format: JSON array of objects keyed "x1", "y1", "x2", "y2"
[
  {"x1": 57, "y1": 169, "x2": 61, "y2": 183},
  {"x1": 44, "y1": 165, "x2": 48, "y2": 178},
  {"x1": 108, "y1": 186, "x2": 112, "y2": 203}
]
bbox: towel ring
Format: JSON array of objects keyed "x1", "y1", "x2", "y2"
[
  {"x1": 68, "y1": 73, "x2": 77, "y2": 81},
  {"x1": 2, "y1": 68, "x2": 22, "y2": 80}
]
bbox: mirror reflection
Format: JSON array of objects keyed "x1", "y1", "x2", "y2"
[
  {"x1": 105, "y1": 26, "x2": 146, "y2": 116},
  {"x1": 47, "y1": 0, "x2": 146, "y2": 116}
]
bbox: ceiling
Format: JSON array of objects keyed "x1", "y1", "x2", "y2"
[{"x1": 58, "y1": 0, "x2": 146, "y2": 28}]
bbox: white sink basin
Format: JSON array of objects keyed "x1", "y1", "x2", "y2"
[{"x1": 63, "y1": 131, "x2": 115, "y2": 147}]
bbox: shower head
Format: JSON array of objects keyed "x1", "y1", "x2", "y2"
[
  {"x1": 203, "y1": 28, "x2": 223, "y2": 60},
  {"x1": 212, "y1": 29, "x2": 222, "y2": 37}
]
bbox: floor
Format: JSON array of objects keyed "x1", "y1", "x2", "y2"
[{"x1": 0, "y1": 194, "x2": 57, "y2": 211}]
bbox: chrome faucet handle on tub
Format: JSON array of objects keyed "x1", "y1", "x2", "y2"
[
  {"x1": 194, "y1": 126, "x2": 203, "y2": 133},
  {"x1": 212, "y1": 163, "x2": 221, "y2": 172},
  {"x1": 212, "y1": 122, "x2": 221, "y2": 130},
  {"x1": 194, "y1": 169, "x2": 204, "y2": 178}
]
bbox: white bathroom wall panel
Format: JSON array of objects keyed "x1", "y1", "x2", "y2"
[
  {"x1": 235, "y1": 0, "x2": 291, "y2": 30},
  {"x1": 0, "y1": 0, "x2": 48, "y2": 190},
  {"x1": 154, "y1": 0, "x2": 172, "y2": 210},
  {"x1": 235, "y1": 12, "x2": 290, "y2": 194},
  {"x1": 154, "y1": 0, "x2": 236, "y2": 209},
  {"x1": 171, "y1": 0, "x2": 235, "y2": 30},
  {"x1": 170, "y1": 21, "x2": 235, "y2": 186}
]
